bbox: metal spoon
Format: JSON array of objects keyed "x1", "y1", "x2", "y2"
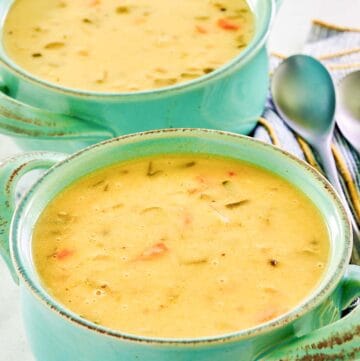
[
  {"x1": 336, "y1": 70, "x2": 360, "y2": 153},
  {"x1": 271, "y1": 54, "x2": 359, "y2": 264}
]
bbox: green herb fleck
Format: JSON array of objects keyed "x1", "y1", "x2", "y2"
[
  {"x1": 147, "y1": 161, "x2": 162, "y2": 177},
  {"x1": 112, "y1": 203, "x2": 123, "y2": 209},
  {"x1": 95, "y1": 71, "x2": 108, "y2": 84},
  {"x1": 180, "y1": 72, "x2": 200, "y2": 79},
  {"x1": 82, "y1": 18, "x2": 93, "y2": 24},
  {"x1": 154, "y1": 78, "x2": 178, "y2": 87},
  {"x1": 183, "y1": 161, "x2": 196, "y2": 168},
  {"x1": 91, "y1": 179, "x2": 105, "y2": 187},
  {"x1": 225, "y1": 200, "x2": 249, "y2": 209},
  {"x1": 116, "y1": 6, "x2": 130, "y2": 14},
  {"x1": 44, "y1": 42, "x2": 65, "y2": 49},
  {"x1": 236, "y1": 8, "x2": 248, "y2": 14},
  {"x1": 199, "y1": 193, "x2": 212, "y2": 201},
  {"x1": 195, "y1": 16, "x2": 210, "y2": 20},
  {"x1": 236, "y1": 35, "x2": 246, "y2": 49},
  {"x1": 203, "y1": 67, "x2": 215, "y2": 74},
  {"x1": 53, "y1": 211, "x2": 73, "y2": 225},
  {"x1": 182, "y1": 257, "x2": 208, "y2": 265},
  {"x1": 141, "y1": 207, "x2": 163, "y2": 214}
]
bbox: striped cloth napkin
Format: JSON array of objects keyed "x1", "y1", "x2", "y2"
[{"x1": 254, "y1": 20, "x2": 360, "y2": 262}]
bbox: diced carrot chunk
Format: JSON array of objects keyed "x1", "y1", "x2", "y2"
[
  {"x1": 136, "y1": 243, "x2": 168, "y2": 261},
  {"x1": 183, "y1": 212, "x2": 193, "y2": 225},
  {"x1": 89, "y1": 0, "x2": 100, "y2": 6},
  {"x1": 195, "y1": 175, "x2": 206, "y2": 183},
  {"x1": 187, "y1": 188, "x2": 199, "y2": 195},
  {"x1": 55, "y1": 248, "x2": 73, "y2": 260},
  {"x1": 217, "y1": 18, "x2": 240, "y2": 31},
  {"x1": 195, "y1": 25, "x2": 208, "y2": 34},
  {"x1": 257, "y1": 306, "x2": 282, "y2": 323},
  {"x1": 134, "y1": 17, "x2": 147, "y2": 25}
]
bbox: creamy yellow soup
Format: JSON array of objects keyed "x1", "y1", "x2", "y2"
[
  {"x1": 4, "y1": 0, "x2": 254, "y2": 92},
  {"x1": 33, "y1": 155, "x2": 329, "y2": 338}
]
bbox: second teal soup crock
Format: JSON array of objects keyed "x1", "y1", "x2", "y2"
[
  {"x1": 0, "y1": 0, "x2": 277, "y2": 152},
  {"x1": 0, "y1": 129, "x2": 359, "y2": 361}
]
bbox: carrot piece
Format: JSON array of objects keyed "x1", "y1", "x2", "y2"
[
  {"x1": 89, "y1": 0, "x2": 100, "y2": 6},
  {"x1": 134, "y1": 17, "x2": 147, "y2": 25},
  {"x1": 183, "y1": 212, "x2": 193, "y2": 225},
  {"x1": 257, "y1": 309, "x2": 279, "y2": 323},
  {"x1": 195, "y1": 175, "x2": 206, "y2": 183},
  {"x1": 55, "y1": 248, "x2": 73, "y2": 260},
  {"x1": 187, "y1": 188, "x2": 199, "y2": 195},
  {"x1": 256, "y1": 304, "x2": 288, "y2": 324},
  {"x1": 195, "y1": 25, "x2": 208, "y2": 34},
  {"x1": 136, "y1": 243, "x2": 168, "y2": 261},
  {"x1": 217, "y1": 18, "x2": 240, "y2": 31}
]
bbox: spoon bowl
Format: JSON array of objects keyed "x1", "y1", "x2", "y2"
[
  {"x1": 336, "y1": 70, "x2": 360, "y2": 152},
  {"x1": 271, "y1": 55, "x2": 336, "y2": 142}
]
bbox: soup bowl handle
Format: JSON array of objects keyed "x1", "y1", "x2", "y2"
[
  {"x1": 261, "y1": 265, "x2": 360, "y2": 360},
  {"x1": 0, "y1": 82, "x2": 114, "y2": 140},
  {"x1": 0, "y1": 152, "x2": 67, "y2": 282}
]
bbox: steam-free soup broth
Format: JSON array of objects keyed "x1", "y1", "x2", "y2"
[
  {"x1": 33, "y1": 155, "x2": 329, "y2": 338},
  {"x1": 4, "y1": 0, "x2": 254, "y2": 92}
]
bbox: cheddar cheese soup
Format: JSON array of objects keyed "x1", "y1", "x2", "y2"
[
  {"x1": 33, "y1": 155, "x2": 329, "y2": 338},
  {"x1": 4, "y1": 0, "x2": 254, "y2": 92}
]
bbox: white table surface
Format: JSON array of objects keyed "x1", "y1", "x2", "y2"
[{"x1": 0, "y1": 1, "x2": 359, "y2": 360}]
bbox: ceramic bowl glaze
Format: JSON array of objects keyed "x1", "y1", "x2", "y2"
[
  {"x1": 0, "y1": 0, "x2": 278, "y2": 153},
  {"x1": 0, "y1": 129, "x2": 359, "y2": 361}
]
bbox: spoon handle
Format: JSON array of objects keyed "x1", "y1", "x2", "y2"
[{"x1": 317, "y1": 141, "x2": 360, "y2": 264}]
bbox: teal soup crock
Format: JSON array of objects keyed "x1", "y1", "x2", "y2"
[
  {"x1": 0, "y1": 0, "x2": 277, "y2": 153},
  {"x1": 0, "y1": 129, "x2": 359, "y2": 361}
]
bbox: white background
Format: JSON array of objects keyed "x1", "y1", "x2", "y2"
[{"x1": 0, "y1": 1, "x2": 359, "y2": 360}]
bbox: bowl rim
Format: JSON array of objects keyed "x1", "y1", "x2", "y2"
[
  {"x1": 10, "y1": 128, "x2": 352, "y2": 346},
  {"x1": 0, "y1": 0, "x2": 275, "y2": 99}
]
